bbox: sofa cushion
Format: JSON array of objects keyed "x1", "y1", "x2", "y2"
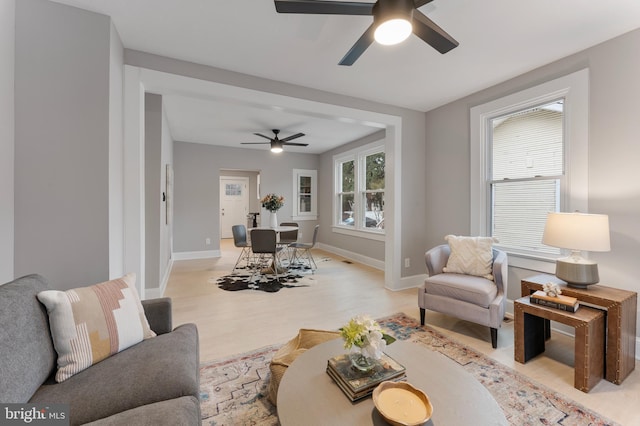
[
  {"x1": 83, "y1": 396, "x2": 200, "y2": 426},
  {"x1": 0, "y1": 274, "x2": 56, "y2": 402},
  {"x1": 36, "y1": 273, "x2": 156, "y2": 382},
  {"x1": 424, "y1": 273, "x2": 498, "y2": 308},
  {"x1": 443, "y1": 235, "x2": 495, "y2": 280},
  {"x1": 29, "y1": 323, "x2": 199, "y2": 425}
]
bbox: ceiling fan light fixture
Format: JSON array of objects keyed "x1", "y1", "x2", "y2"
[
  {"x1": 271, "y1": 141, "x2": 284, "y2": 153},
  {"x1": 374, "y1": 18, "x2": 412, "y2": 45}
]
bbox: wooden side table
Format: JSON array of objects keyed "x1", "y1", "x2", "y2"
[
  {"x1": 521, "y1": 274, "x2": 637, "y2": 384},
  {"x1": 514, "y1": 297, "x2": 605, "y2": 392}
]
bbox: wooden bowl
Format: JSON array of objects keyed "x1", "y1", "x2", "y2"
[{"x1": 372, "y1": 381, "x2": 433, "y2": 426}]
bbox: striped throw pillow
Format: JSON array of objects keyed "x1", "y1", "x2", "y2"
[{"x1": 37, "y1": 273, "x2": 156, "y2": 382}]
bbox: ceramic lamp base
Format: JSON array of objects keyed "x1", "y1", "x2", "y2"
[{"x1": 555, "y1": 258, "x2": 600, "y2": 288}]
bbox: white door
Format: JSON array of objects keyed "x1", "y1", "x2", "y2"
[{"x1": 220, "y1": 177, "x2": 249, "y2": 239}]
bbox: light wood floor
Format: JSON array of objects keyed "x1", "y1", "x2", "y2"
[{"x1": 165, "y1": 239, "x2": 639, "y2": 425}]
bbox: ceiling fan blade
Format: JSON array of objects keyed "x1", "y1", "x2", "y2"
[
  {"x1": 280, "y1": 132, "x2": 305, "y2": 142},
  {"x1": 282, "y1": 142, "x2": 309, "y2": 147},
  {"x1": 412, "y1": 10, "x2": 459, "y2": 54},
  {"x1": 241, "y1": 142, "x2": 271, "y2": 145},
  {"x1": 339, "y1": 23, "x2": 375, "y2": 66},
  {"x1": 414, "y1": 0, "x2": 435, "y2": 8},
  {"x1": 253, "y1": 133, "x2": 274, "y2": 140},
  {"x1": 274, "y1": 0, "x2": 374, "y2": 15}
]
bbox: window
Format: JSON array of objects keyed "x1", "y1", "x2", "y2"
[
  {"x1": 490, "y1": 101, "x2": 563, "y2": 256},
  {"x1": 334, "y1": 143, "x2": 385, "y2": 238},
  {"x1": 292, "y1": 169, "x2": 317, "y2": 220},
  {"x1": 470, "y1": 69, "x2": 588, "y2": 265}
]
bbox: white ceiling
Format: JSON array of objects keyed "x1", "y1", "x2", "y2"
[{"x1": 51, "y1": 0, "x2": 640, "y2": 153}]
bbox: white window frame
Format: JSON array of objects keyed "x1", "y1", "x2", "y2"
[
  {"x1": 292, "y1": 169, "x2": 317, "y2": 221},
  {"x1": 470, "y1": 69, "x2": 589, "y2": 271},
  {"x1": 333, "y1": 141, "x2": 385, "y2": 241}
]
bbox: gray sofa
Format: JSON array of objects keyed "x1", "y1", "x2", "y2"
[{"x1": 0, "y1": 274, "x2": 201, "y2": 426}]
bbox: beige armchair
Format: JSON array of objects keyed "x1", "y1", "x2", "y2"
[{"x1": 418, "y1": 244, "x2": 508, "y2": 348}]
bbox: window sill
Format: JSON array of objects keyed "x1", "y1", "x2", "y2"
[
  {"x1": 292, "y1": 215, "x2": 318, "y2": 221},
  {"x1": 332, "y1": 226, "x2": 385, "y2": 242},
  {"x1": 503, "y1": 251, "x2": 556, "y2": 274}
]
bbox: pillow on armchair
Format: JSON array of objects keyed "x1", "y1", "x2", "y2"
[{"x1": 442, "y1": 235, "x2": 496, "y2": 280}]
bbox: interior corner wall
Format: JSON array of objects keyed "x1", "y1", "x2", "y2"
[
  {"x1": 0, "y1": 0, "x2": 15, "y2": 284},
  {"x1": 14, "y1": 0, "x2": 112, "y2": 290},
  {"x1": 424, "y1": 28, "x2": 640, "y2": 334}
]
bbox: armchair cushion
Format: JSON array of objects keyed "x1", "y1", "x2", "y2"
[
  {"x1": 443, "y1": 235, "x2": 495, "y2": 280},
  {"x1": 423, "y1": 273, "x2": 498, "y2": 308}
]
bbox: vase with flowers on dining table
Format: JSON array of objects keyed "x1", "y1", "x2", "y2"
[{"x1": 260, "y1": 193, "x2": 285, "y2": 228}]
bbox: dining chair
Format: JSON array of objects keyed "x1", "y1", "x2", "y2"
[
  {"x1": 231, "y1": 224, "x2": 252, "y2": 272},
  {"x1": 290, "y1": 224, "x2": 319, "y2": 272},
  {"x1": 249, "y1": 229, "x2": 282, "y2": 282},
  {"x1": 278, "y1": 222, "x2": 298, "y2": 263}
]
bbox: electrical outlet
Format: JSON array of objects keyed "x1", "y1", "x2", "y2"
[
  {"x1": 404, "y1": 258, "x2": 410, "y2": 268},
  {"x1": 205, "y1": 238, "x2": 211, "y2": 245}
]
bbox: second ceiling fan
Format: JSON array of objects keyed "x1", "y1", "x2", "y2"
[
  {"x1": 241, "y1": 129, "x2": 308, "y2": 153},
  {"x1": 274, "y1": 0, "x2": 459, "y2": 65}
]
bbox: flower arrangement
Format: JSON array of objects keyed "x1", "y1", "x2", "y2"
[
  {"x1": 260, "y1": 193, "x2": 285, "y2": 212},
  {"x1": 340, "y1": 314, "x2": 395, "y2": 361}
]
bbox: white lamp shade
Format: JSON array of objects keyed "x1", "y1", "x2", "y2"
[
  {"x1": 374, "y1": 18, "x2": 412, "y2": 45},
  {"x1": 542, "y1": 212, "x2": 611, "y2": 252}
]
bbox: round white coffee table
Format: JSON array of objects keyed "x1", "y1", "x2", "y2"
[{"x1": 277, "y1": 339, "x2": 507, "y2": 425}]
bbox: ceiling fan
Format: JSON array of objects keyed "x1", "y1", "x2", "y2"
[
  {"x1": 274, "y1": 0, "x2": 459, "y2": 65},
  {"x1": 241, "y1": 129, "x2": 308, "y2": 153}
]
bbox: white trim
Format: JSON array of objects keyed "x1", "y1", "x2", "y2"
[
  {"x1": 470, "y1": 69, "x2": 589, "y2": 256},
  {"x1": 316, "y1": 243, "x2": 384, "y2": 271},
  {"x1": 333, "y1": 140, "x2": 386, "y2": 234},
  {"x1": 292, "y1": 169, "x2": 317, "y2": 219},
  {"x1": 173, "y1": 250, "x2": 221, "y2": 260},
  {"x1": 146, "y1": 257, "x2": 174, "y2": 299},
  {"x1": 331, "y1": 226, "x2": 385, "y2": 242},
  {"x1": 123, "y1": 65, "x2": 146, "y2": 298},
  {"x1": 394, "y1": 274, "x2": 428, "y2": 291},
  {"x1": 123, "y1": 66, "x2": 403, "y2": 292}
]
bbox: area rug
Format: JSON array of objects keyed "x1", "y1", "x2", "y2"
[
  {"x1": 199, "y1": 313, "x2": 619, "y2": 426},
  {"x1": 212, "y1": 271, "x2": 311, "y2": 293}
]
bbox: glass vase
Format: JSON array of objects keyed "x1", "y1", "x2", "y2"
[{"x1": 349, "y1": 347, "x2": 377, "y2": 373}]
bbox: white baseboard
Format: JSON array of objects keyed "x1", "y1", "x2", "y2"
[
  {"x1": 316, "y1": 243, "x2": 384, "y2": 271},
  {"x1": 144, "y1": 258, "x2": 174, "y2": 300},
  {"x1": 172, "y1": 250, "x2": 220, "y2": 261},
  {"x1": 392, "y1": 274, "x2": 427, "y2": 291}
]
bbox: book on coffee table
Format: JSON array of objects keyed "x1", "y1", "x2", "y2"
[
  {"x1": 326, "y1": 353, "x2": 406, "y2": 401},
  {"x1": 530, "y1": 290, "x2": 579, "y2": 312}
]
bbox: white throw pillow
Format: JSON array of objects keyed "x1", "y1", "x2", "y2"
[
  {"x1": 443, "y1": 235, "x2": 495, "y2": 280},
  {"x1": 37, "y1": 273, "x2": 155, "y2": 382}
]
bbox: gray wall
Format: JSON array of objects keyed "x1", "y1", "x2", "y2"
[
  {"x1": 425, "y1": 29, "x2": 640, "y2": 336},
  {"x1": 14, "y1": 0, "x2": 115, "y2": 290},
  {"x1": 173, "y1": 142, "x2": 319, "y2": 253},
  {"x1": 144, "y1": 92, "x2": 174, "y2": 291},
  {"x1": 319, "y1": 130, "x2": 386, "y2": 262},
  {"x1": 145, "y1": 93, "x2": 162, "y2": 289},
  {"x1": 0, "y1": 0, "x2": 15, "y2": 284}
]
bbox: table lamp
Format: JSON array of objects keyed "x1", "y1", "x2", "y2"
[{"x1": 542, "y1": 212, "x2": 610, "y2": 288}]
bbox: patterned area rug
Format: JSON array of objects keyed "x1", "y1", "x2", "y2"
[
  {"x1": 210, "y1": 269, "x2": 311, "y2": 293},
  {"x1": 199, "y1": 313, "x2": 619, "y2": 426}
]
